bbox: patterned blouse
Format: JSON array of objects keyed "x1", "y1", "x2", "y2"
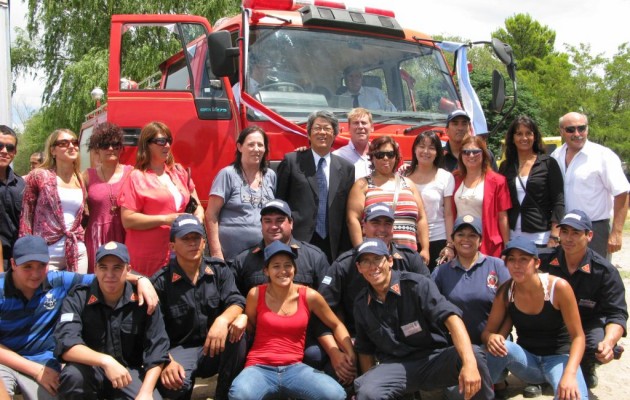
[{"x1": 19, "y1": 168, "x2": 86, "y2": 271}]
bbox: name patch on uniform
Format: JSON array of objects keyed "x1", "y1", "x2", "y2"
[
  {"x1": 578, "y1": 299, "x2": 597, "y2": 309},
  {"x1": 321, "y1": 276, "x2": 332, "y2": 285},
  {"x1": 60, "y1": 313, "x2": 74, "y2": 322},
  {"x1": 401, "y1": 321, "x2": 422, "y2": 337}
]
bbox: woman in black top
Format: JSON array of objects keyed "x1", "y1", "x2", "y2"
[{"x1": 499, "y1": 116, "x2": 564, "y2": 247}]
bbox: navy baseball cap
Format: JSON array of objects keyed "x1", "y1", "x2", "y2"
[
  {"x1": 453, "y1": 215, "x2": 482, "y2": 236},
  {"x1": 364, "y1": 202, "x2": 395, "y2": 222},
  {"x1": 558, "y1": 209, "x2": 592, "y2": 231},
  {"x1": 13, "y1": 235, "x2": 50, "y2": 265},
  {"x1": 170, "y1": 214, "x2": 205, "y2": 241},
  {"x1": 261, "y1": 199, "x2": 292, "y2": 217},
  {"x1": 95, "y1": 241, "x2": 130, "y2": 264},
  {"x1": 502, "y1": 236, "x2": 538, "y2": 258},
  {"x1": 264, "y1": 240, "x2": 296, "y2": 264},
  {"x1": 355, "y1": 238, "x2": 390, "y2": 259},
  {"x1": 446, "y1": 109, "x2": 470, "y2": 125}
]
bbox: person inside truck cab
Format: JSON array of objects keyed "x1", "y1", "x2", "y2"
[
  {"x1": 233, "y1": 54, "x2": 273, "y2": 108},
  {"x1": 338, "y1": 65, "x2": 396, "y2": 112}
]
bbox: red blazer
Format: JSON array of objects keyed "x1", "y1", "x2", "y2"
[{"x1": 453, "y1": 170, "x2": 512, "y2": 257}]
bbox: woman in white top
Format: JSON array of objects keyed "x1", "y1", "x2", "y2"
[{"x1": 406, "y1": 131, "x2": 454, "y2": 271}]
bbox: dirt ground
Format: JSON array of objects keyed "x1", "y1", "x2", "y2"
[{"x1": 192, "y1": 235, "x2": 630, "y2": 400}]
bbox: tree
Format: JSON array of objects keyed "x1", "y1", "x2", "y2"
[{"x1": 492, "y1": 14, "x2": 556, "y2": 71}]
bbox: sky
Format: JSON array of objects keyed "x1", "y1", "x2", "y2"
[{"x1": 8, "y1": 0, "x2": 630, "y2": 129}]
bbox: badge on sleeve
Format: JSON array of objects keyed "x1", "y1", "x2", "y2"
[{"x1": 401, "y1": 321, "x2": 422, "y2": 337}]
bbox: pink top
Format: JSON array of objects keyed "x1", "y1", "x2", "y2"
[
  {"x1": 19, "y1": 168, "x2": 86, "y2": 271},
  {"x1": 246, "y1": 285, "x2": 310, "y2": 367},
  {"x1": 85, "y1": 165, "x2": 132, "y2": 273},
  {"x1": 117, "y1": 164, "x2": 194, "y2": 276}
]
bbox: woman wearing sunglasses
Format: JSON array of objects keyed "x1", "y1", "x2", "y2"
[
  {"x1": 347, "y1": 136, "x2": 430, "y2": 263},
  {"x1": 499, "y1": 116, "x2": 564, "y2": 249},
  {"x1": 118, "y1": 121, "x2": 204, "y2": 276},
  {"x1": 453, "y1": 135, "x2": 511, "y2": 257},
  {"x1": 20, "y1": 129, "x2": 88, "y2": 272},
  {"x1": 82, "y1": 122, "x2": 133, "y2": 273}
]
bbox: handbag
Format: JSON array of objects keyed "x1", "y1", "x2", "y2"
[{"x1": 184, "y1": 167, "x2": 199, "y2": 214}]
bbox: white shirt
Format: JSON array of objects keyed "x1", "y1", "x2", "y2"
[
  {"x1": 414, "y1": 168, "x2": 455, "y2": 241},
  {"x1": 551, "y1": 140, "x2": 630, "y2": 220},
  {"x1": 333, "y1": 141, "x2": 371, "y2": 181},
  {"x1": 340, "y1": 86, "x2": 396, "y2": 112},
  {"x1": 312, "y1": 150, "x2": 331, "y2": 186}
]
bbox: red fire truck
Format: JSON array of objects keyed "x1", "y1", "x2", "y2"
[{"x1": 79, "y1": 0, "x2": 515, "y2": 204}]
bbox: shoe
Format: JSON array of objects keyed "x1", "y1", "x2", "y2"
[
  {"x1": 493, "y1": 380, "x2": 508, "y2": 399},
  {"x1": 523, "y1": 384, "x2": 542, "y2": 398},
  {"x1": 584, "y1": 366, "x2": 598, "y2": 389}
]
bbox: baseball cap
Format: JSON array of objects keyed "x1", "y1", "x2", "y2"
[
  {"x1": 364, "y1": 202, "x2": 395, "y2": 222},
  {"x1": 95, "y1": 241, "x2": 130, "y2": 264},
  {"x1": 558, "y1": 209, "x2": 592, "y2": 231},
  {"x1": 264, "y1": 240, "x2": 296, "y2": 264},
  {"x1": 355, "y1": 238, "x2": 390, "y2": 259},
  {"x1": 13, "y1": 235, "x2": 50, "y2": 265},
  {"x1": 446, "y1": 109, "x2": 470, "y2": 125},
  {"x1": 502, "y1": 236, "x2": 538, "y2": 258},
  {"x1": 170, "y1": 214, "x2": 205, "y2": 241},
  {"x1": 261, "y1": 199, "x2": 292, "y2": 217},
  {"x1": 453, "y1": 215, "x2": 482, "y2": 236}
]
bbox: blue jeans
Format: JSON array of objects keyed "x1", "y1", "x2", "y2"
[
  {"x1": 228, "y1": 363, "x2": 346, "y2": 400},
  {"x1": 486, "y1": 341, "x2": 589, "y2": 399}
]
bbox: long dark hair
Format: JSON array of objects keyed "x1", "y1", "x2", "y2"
[
  {"x1": 232, "y1": 126, "x2": 269, "y2": 175},
  {"x1": 504, "y1": 116, "x2": 544, "y2": 168},
  {"x1": 409, "y1": 130, "x2": 443, "y2": 173}
]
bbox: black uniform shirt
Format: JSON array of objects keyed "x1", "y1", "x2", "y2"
[
  {"x1": 151, "y1": 256, "x2": 245, "y2": 347},
  {"x1": 353, "y1": 270, "x2": 462, "y2": 361},
  {"x1": 540, "y1": 247, "x2": 628, "y2": 334},
  {"x1": 0, "y1": 167, "x2": 25, "y2": 260},
  {"x1": 318, "y1": 243, "x2": 430, "y2": 334},
  {"x1": 230, "y1": 237, "x2": 329, "y2": 296},
  {"x1": 54, "y1": 281, "x2": 170, "y2": 370}
]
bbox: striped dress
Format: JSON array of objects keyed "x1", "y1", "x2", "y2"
[{"x1": 364, "y1": 175, "x2": 419, "y2": 250}]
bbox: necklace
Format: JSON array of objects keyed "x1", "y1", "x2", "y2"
[
  {"x1": 266, "y1": 287, "x2": 293, "y2": 316},
  {"x1": 98, "y1": 165, "x2": 121, "y2": 215},
  {"x1": 459, "y1": 174, "x2": 483, "y2": 200}
]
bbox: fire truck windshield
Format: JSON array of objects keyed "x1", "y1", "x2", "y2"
[{"x1": 243, "y1": 27, "x2": 460, "y2": 123}]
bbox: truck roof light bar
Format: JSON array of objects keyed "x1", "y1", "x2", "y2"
[{"x1": 243, "y1": 0, "x2": 396, "y2": 18}]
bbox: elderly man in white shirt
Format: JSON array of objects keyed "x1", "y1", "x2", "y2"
[
  {"x1": 551, "y1": 111, "x2": 630, "y2": 258},
  {"x1": 333, "y1": 108, "x2": 373, "y2": 181},
  {"x1": 339, "y1": 66, "x2": 396, "y2": 112}
]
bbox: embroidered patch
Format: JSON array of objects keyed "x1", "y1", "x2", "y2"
[
  {"x1": 104, "y1": 242, "x2": 118, "y2": 250},
  {"x1": 401, "y1": 321, "x2": 422, "y2": 336},
  {"x1": 43, "y1": 292, "x2": 56, "y2": 310},
  {"x1": 130, "y1": 293, "x2": 138, "y2": 302},
  {"x1": 60, "y1": 313, "x2": 74, "y2": 322},
  {"x1": 172, "y1": 273, "x2": 182, "y2": 283},
  {"x1": 462, "y1": 215, "x2": 474, "y2": 223},
  {"x1": 486, "y1": 271, "x2": 498, "y2": 289},
  {"x1": 549, "y1": 258, "x2": 560, "y2": 266},
  {"x1": 390, "y1": 283, "x2": 400, "y2": 295},
  {"x1": 580, "y1": 264, "x2": 591, "y2": 273},
  {"x1": 393, "y1": 252, "x2": 402, "y2": 259},
  {"x1": 87, "y1": 295, "x2": 98, "y2": 305},
  {"x1": 321, "y1": 276, "x2": 332, "y2": 285},
  {"x1": 205, "y1": 266, "x2": 214, "y2": 275}
]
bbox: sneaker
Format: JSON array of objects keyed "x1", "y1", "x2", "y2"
[
  {"x1": 494, "y1": 380, "x2": 508, "y2": 399},
  {"x1": 523, "y1": 384, "x2": 542, "y2": 398}
]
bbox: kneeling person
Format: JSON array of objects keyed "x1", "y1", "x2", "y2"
[
  {"x1": 54, "y1": 242, "x2": 169, "y2": 400},
  {"x1": 153, "y1": 214, "x2": 247, "y2": 400}
]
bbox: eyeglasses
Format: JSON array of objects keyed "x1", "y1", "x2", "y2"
[
  {"x1": 149, "y1": 137, "x2": 173, "y2": 146},
  {"x1": 462, "y1": 149, "x2": 483, "y2": 157},
  {"x1": 373, "y1": 150, "x2": 396, "y2": 160},
  {"x1": 358, "y1": 256, "x2": 386, "y2": 268},
  {"x1": 97, "y1": 142, "x2": 123, "y2": 150},
  {"x1": 563, "y1": 125, "x2": 587, "y2": 134},
  {"x1": 0, "y1": 143, "x2": 16, "y2": 152},
  {"x1": 53, "y1": 139, "x2": 80, "y2": 148},
  {"x1": 312, "y1": 125, "x2": 334, "y2": 134}
]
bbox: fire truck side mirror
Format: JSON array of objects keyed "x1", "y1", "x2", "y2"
[
  {"x1": 208, "y1": 31, "x2": 239, "y2": 77},
  {"x1": 490, "y1": 70, "x2": 506, "y2": 114},
  {"x1": 491, "y1": 38, "x2": 516, "y2": 82}
]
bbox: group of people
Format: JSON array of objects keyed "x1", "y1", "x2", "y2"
[{"x1": 0, "y1": 105, "x2": 627, "y2": 400}]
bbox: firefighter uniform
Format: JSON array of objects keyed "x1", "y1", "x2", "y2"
[
  {"x1": 151, "y1": 256, "x2": 246, "y2": 399},
  {"x1": 54, "y1": 281, "x2": 170, "y2": 400},
  {"x1": 353, "y1": 269, "x2": 493, "y2": 400},
  {"x1": 318, "y1": 243, "x2": 430, "y2": 335}
]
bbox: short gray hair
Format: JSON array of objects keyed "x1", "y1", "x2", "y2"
[{"x1": 306, "y1": 110, "x2": 339, "y2": 137}]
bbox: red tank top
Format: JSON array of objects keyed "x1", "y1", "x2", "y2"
[{"x1": 245, "y1": 285, "x2": 310, "y2": 367}]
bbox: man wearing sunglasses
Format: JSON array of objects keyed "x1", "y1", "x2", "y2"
[
  {"x1": 551, "y1": 112, "x2": 630, "y2": 258},
  {"x1": 0, "y1": 125, "x2": 25, "y2": 272}
]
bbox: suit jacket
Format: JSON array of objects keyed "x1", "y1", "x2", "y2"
[{"x1": 276, "y1": 150, "x2": 355, "y2": 261}]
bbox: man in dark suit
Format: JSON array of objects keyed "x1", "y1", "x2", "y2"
[{"x1": 277, "y1": 110, "x2": 355, "y2": 263}]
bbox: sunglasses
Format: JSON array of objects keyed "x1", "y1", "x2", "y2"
[
  {"x1": 53, "y1": 139, "x2": 80, "y2": 148},
  {"x1": 462, "y1": 149, "x2": 483, "y2": 156},
  {"x1": 149, "y1": 137, "x2": 173, "y2": 146},
  {"x1": 373, "y1": 150, "x2": 396, "y2": 160},
  {"x1": 97, "y1": 142, "x2": 123, "y2": 150},
  {"x1": 563, "y1": 125, "x2": 587, "y2": 134},
  {"x1": 0, "y1": 143, "x2": 16, "y2": 152}
]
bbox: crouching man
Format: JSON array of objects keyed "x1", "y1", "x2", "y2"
[
  {"x1": 54, "y1": 242, "x2": 169, "y2": 400},
  {"x1": 352, "y1": 238, "x2": 493, "y2": 400}
]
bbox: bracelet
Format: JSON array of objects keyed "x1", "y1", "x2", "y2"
[{"x1": 137, "y1": 276, "x2": 149, "y2": 283}]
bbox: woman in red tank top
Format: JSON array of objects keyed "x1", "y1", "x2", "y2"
[{"x1": 228, "y1": 240, "x2": 355, "y2": 400}]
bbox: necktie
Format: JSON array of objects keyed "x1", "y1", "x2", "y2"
[
  {"x1": 352, "y1": 94, "x2": 359, "y2": 108},
  {"x1": 316, "y1": 157, "x2": 328, "y2": 238}
]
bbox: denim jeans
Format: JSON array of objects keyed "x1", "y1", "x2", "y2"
[
  {"x1": 486, "y1": 341, "x2": 589, "y2": 399},
  {"x1": 228, "y1": 362, "x2": 346, "y2": 400}
]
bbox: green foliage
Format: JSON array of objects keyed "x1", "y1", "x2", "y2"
[{"x1": 492, "y1": 13, "x2": 555, "y2": 71}]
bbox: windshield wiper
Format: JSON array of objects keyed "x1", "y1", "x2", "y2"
[{"x1": 403, "y1": 120, "x2": 446, "y2": 134}]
